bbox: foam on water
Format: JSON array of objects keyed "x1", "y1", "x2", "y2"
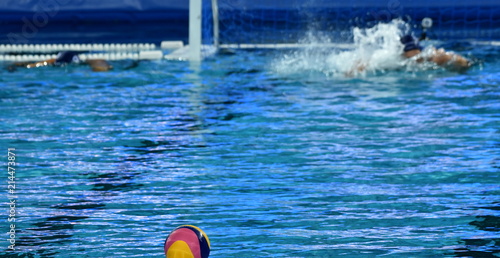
[{"x1": 273, "y1": 19, "x2": 441, "y2": 77}]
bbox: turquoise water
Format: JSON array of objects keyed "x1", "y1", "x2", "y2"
[{"x1": 1, "y1": 43, "x2": 499, "y2": 257}]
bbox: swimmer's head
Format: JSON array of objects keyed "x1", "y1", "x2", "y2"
[
  {"x1": 400, "y1": 35, "x2": 422, "y2": 52},
  {"x1": 400, "y1": 35, "x2": 423, "y2": 58},
  {"x1": 55, "y1": 51, "x2": 80, "y2": 65},
  {"x1": 164, "y1": 225, "x2": 210, "y2": 258}
]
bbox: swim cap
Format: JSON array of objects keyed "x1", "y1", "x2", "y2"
[
  {"x1": 164, "y1": 225, "x2": 210, "y2": 258},
  {"x1": 400, "y1": 35, "x2": 422, "y2": 52},
  {"x1": 55, "y1": 51, "x2": 80, "y2": 65}
]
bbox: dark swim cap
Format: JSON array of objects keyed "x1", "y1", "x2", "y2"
[
  {"x1": 55, "y1": 51, "x2": 80, "y2": 65},
  {"x1": 400, "y1": 35, "x2": 423, "y2": 52}
]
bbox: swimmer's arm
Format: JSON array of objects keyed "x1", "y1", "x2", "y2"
[
  {"x1": 25, "y1": 59, "x2": 56, "y2": 68},
  {"x1": 345, "y1": 60, "x2": 366, "y2": 77},
  {"x1": 86, "y1": 59, "x2": 113, "y2": 72},
  {"x1": 14, "y1": 57, "x2": 112, "y2": 72},
  {"x1": 429, "y1": 48, "x2": 470, "y2": 72}
]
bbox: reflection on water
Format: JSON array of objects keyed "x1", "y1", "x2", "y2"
[{"x1": 455, "y1": 202, "x2": 500, "y2": 257}]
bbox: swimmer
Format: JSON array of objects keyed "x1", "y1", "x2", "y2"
[
  {"x1": 348, "y1": 34, "x2": 471, "y2": 76},
  {"x1": 164, "y1": 225, "x2": 210, "y2": 258},
  {"x1": 400, "y1": 35, "x2": 471, "y2": 72},
  {"x1": 10, "y1": 51, "x2": 113, "y2": 72}
]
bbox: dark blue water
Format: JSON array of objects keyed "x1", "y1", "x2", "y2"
[{"x1": 1, "y1": 44, "x2": 499, "y2": 257}]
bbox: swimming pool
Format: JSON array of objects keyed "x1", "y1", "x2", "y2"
[{"x1": 1, "y1": 39, "x2": 499, "y2": 257}]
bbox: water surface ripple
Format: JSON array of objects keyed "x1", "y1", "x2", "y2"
[{"x1": 0, "y1": 47, "x2": 499, "y2": 257}]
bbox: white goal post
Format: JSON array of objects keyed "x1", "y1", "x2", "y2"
[{"x1": 189, "y1": 0, "x2": 202, "y2": 61}]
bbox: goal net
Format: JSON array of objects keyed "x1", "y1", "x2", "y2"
[{"x1": 202, "y1": 0, "x2": 500, "y2": 48}]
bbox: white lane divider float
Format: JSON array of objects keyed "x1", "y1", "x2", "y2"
[{"x1": 0, "y1": 41, "x2": 184, "y2": 61}]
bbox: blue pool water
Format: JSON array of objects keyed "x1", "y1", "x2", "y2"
[{"x1": 1, "y1": 42, "x2": 499, "y2": 257}]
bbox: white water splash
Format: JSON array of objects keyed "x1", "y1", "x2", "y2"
[{"x1": 272, "y1": 19, "x2": 426, "y2": 77}]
